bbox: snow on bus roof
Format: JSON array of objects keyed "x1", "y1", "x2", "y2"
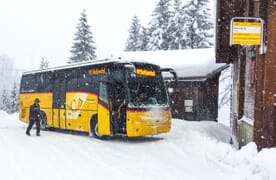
[
  {"x1": 22, "y1": 59, "x2": 115, "y2": 75},
  {"x1": 22, "y1": 59, "x2": 160, "y2": 75},
  {"x1": 23, "y1": 58, "x2": 162, "y2": 75},
  {"x1": 115, "y1": 48, "x2": 227, "y2": 79}
]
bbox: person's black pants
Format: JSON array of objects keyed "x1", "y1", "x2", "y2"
[{"x1": 26, "y1": 119, "x2": 40, "y2": 135}]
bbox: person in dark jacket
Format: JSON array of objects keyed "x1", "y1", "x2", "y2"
[{"x1": 26, "y1": 98, "x2": 41, "y2": 136}]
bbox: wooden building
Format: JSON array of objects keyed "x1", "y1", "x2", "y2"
[
  {"x1": 168, "y1": 68, "x2": 226, "y2": 121},
  {"x1": 216, "y1": 0, "x2": 276, "y2": 149},
  {"x1": 116, "y1": 48, "x2": 227, "y2": 121}
]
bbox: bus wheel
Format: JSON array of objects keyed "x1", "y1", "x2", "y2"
[
  {"x1": 90, "y1": 117, "x2": 106, "y2": 139},
  {"x1": 39, "y1": 110, "x2": 48, "y2": 130}
]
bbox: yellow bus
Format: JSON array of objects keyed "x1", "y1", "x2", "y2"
[{"x1": 19, "y1": 59, "x2": 177, "y2": 138}]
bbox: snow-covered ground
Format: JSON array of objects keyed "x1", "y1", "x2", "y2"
[{"x1": 0, "y1": 111, "x2": 275, "y2": 180}]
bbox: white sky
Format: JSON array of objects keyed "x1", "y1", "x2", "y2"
[
  {"x1": 0, "y1": 0, "x2": 157, "y2": 70},
  {"x1": 0, "y1": 0, "x2": 214, "y2": 71}
]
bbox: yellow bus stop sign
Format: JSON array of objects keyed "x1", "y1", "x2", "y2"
[{"x1": 232, "y1": 21, "x2": 262, "y2": 45}]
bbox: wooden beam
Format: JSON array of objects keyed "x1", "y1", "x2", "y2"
[
  {"x1": 215, "y1": 0, "x2": 244, "y2": 63},
  {"x1": 253, "y1": 0, "x2": 276, "y2": 149},
  {"x1": 261, "y1": 1, "x2": 276, "y2": 148}
]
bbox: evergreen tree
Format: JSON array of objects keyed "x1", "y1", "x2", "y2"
[
  {"x1": 0, "y1": 54, "x2": 18, "y2": 113},
  {"x1": 125, "y1": 15, "x2": 142, "y2": 51},
  {"x1": 138, "y1": 26, "x2": 150, "y2": 51},
  {"x1": 1, "y1": 89, "x2": 9, "y2": 111},
  {"x1": 169, "y1": 0, "x2": 187, "y2": 49},
  {"x1": 39, "y1": 57, "x2": 49, "y2": 69},
  {"x1": 68, "y1": 9, "x2": 96, "y2": 64},
  {"x1": 184, "y1": 0, "x2": 214, "y2": 48},
  {"x1": 0, "y1": 54, "x2": 15, "y2": 92},
  {"x1": 147, "y1": 0, "x2": 172, "y2": 50},
  {"x1": 9, "y1": 83, "x2": 19, "y2": 113}
]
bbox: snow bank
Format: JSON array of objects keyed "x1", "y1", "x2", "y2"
[{"x1": 0, "y1": 111, "x2": 275, "y2": 180}]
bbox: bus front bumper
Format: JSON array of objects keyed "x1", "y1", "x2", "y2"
[
  {"x1": 127, "y1": 121, "x2": 171, "y2": 137},
  {"x1": 126, "y1": 110, "x2": 172, "y2": 137}
]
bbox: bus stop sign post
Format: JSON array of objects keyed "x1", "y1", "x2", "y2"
[{"x1": 230, "y1": 17, "x2": 265, "y2": 54}]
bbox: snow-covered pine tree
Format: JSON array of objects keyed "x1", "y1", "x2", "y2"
[
  {"x1": 147, "y1": 0, "x2": 172, "y2": 50},
  {"x1": 0, "y1": 54, "x2": 15, "y2": 92},
  {"x1": 0, "y1": 91, "x2": 3, "y2": 110},
  {"x1": 39, "y1": 57, "x2": 49, "y2": 69},
  {"x1": 125, "y1": 15, "x2": 142, "y2": 51},
  {"x1": 169, "y1": 0, "x2": 187, "y2": 49},
  {"x1": 8, "y1": 82, "x2": 19, "y2": 114},
  {"x1": 138, "y1": 26, "x2": 150, "y2": 51},
  {"x1": 183, "y1": 0, "x2": 214, "y2": 49},
  {"x1": 0, "y1": 54, "x2": 19, "y2": 113},
  {"x1": 68, "y1": 9, "x2": 97, "y2": 64},
  {"x1": 0, "y1": 89, "x2": 9, "y2": 111}
]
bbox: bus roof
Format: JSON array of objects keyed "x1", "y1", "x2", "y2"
[
  {"x1": 22, "y1": 59, "x2": 117, "y2": 75},
  {"x1": 22, "y1": 58, "x2": 161, "y2": 75},
  {"x1": 23, "y1": 59, "x2": 115, "y2": 75}
]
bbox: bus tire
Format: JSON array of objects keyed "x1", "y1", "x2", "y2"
[
  {"x1": 90, "y1": 116, "x2": 107, "y2": 140},
  {"x1": 39, "y1": 110, "x2": 48, "y2": 130}
]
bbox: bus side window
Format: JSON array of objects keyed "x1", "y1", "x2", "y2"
[
  {"x1": 67, "y1": 78, "x2": 78, "y2": 91},
  {"x1": 36, "y1": 72, "x2": 52, "y2": 92},
  {"x1": 66, "y1": 70, "x2": 78, "y2": 91},
  {"x1": 21, "y1": 74, "x2": 38, "y2": 92}
]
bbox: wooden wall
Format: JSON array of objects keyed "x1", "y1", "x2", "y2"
[
  {"x1": 168, "y1": 74, "x2": 220, "y2": 121},
  {"x1": 216, "y1": 0, "x2": 276, "y2": 149}
]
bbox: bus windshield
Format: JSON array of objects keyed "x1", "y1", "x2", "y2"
[{"x1": 128, "y1": 75, "x2": 169, "y2": 107}]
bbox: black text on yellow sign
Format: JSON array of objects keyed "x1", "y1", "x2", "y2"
[
  {"x1": 136, "y1": 69, "x2": 156, "y2": 77},
  {"x1": 88, "y1": 68, "x2": 106, "y2": 75},
  {"x1": 232, "y1": 22, "x2": 262, "y2": 45}
]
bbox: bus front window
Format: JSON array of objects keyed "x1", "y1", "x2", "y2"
[{"x1": 128, "y1": 75, "x2": 168, "y2": 107}]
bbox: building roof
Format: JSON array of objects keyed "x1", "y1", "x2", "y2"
[{"x1": 115, "y1": 48, "x2": 227, "y2": 81}]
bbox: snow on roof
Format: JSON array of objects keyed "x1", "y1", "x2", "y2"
[
  {"x1": 115, "y1": 48, "x2": 227, "y2": 80},
  {"x1": 23, "y1": 59, "x2": 113, "y2": 75}
]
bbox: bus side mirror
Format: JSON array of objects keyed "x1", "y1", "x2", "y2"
[
  {"x1": 160, "y1": 68, "x2": 178, "y2": 86},
  {"x1": 124, "y1": 64, "x2": 136, "y2": 79}
]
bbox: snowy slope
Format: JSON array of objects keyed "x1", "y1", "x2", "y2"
[{"x1": 0, "y1": 111, "x2": 275, "y2": 180}]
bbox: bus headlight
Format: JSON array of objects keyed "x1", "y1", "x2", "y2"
[{"x1": 135, "y1": 121, "x2": 142, "y2": 125}]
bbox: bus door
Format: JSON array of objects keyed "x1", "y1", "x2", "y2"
[
  {"x1": 97, "y1": 82, "x2": 111, "y2": 136},
  {"x1": 53, "y1": 78, "x2": 66, "y2": 129}
]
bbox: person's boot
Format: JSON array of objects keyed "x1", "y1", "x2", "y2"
[
  {"x1": 26, "y1": 132, "x2": 31, "y2": 136},
  {"x1": 36, "y1": 133, "x2": 40, "y2": 136}
]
